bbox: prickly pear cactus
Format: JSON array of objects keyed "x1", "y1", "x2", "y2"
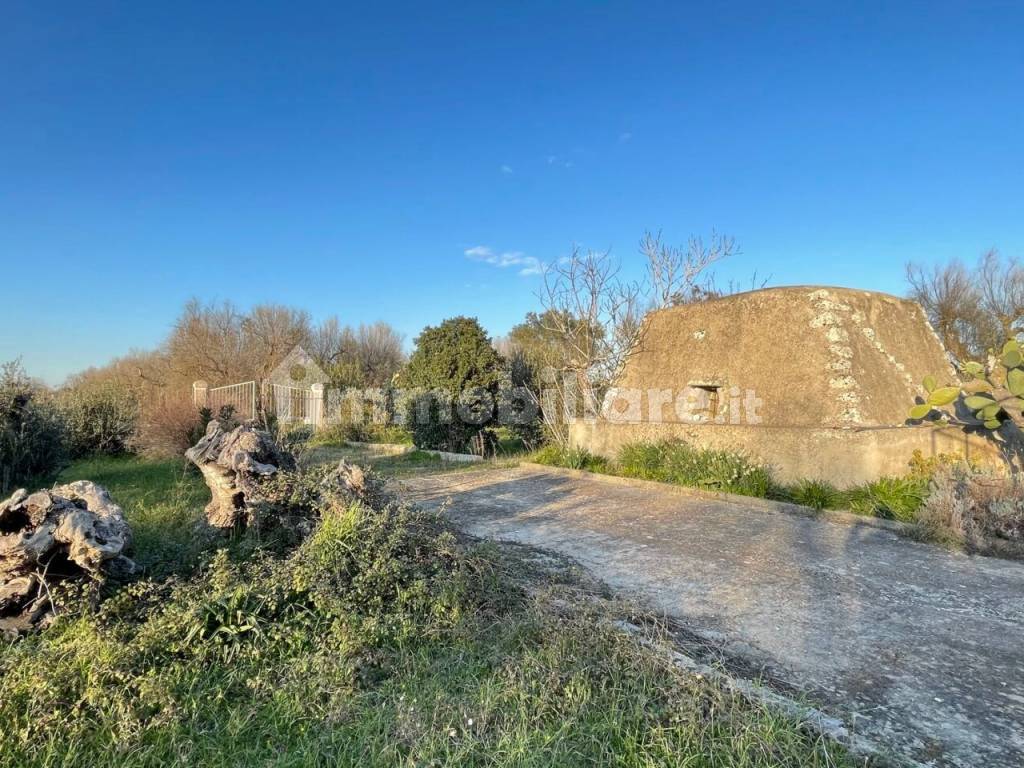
[{"x1": 910, "y1": 339, "x2": 1024, "y2": 430}]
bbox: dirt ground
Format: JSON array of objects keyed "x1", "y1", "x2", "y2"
[{"x1": 400, "y1": 464, "x2": 1024, "y2": 768}]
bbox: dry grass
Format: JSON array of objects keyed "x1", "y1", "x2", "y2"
[{"x1": 914, "y1": 465, "x2": 1024, "y2": 557}]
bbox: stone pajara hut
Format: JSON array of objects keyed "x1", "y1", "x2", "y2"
[{"x1": 571, "y1": 286, "x2": 996, "y2": 486}]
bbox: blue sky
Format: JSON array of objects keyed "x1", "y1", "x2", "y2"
[{"x1": 2, "y1": 1, "x2": 1022, "y2": 384}]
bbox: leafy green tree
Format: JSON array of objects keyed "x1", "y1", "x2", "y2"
[
  {"x1": 506, "y1": 310, "x2": 583, "y2": 374},
  {"x1": 400, "y1": 317, "x2": 503, "y2": 453}
]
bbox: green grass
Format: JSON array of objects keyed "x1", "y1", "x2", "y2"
[
  {"x1": 531, "y1": 444, "x2": 612, "y2": 473},
  {"x1": 55, "y1": 455, "x2": 211, "y2": 577},
  {"x1": 311, "y1": 422, "x2": 415, "y2": 447},
  {"x1": 302, "y1": 443, "x2": 519, "y2": 479},
  {"x1": 0, "y1": 453, "x2": 856, "y2": 768},
  {"x1": 531, "y1": 439, "x2": 930, "y2": 522}
]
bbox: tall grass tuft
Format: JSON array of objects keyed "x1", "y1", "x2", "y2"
[
  {"x1": 787, "y1": 479, "x2": 842, "y2": 511},
  {"x1": 531, "y1": 444, "x2": 610, "y2": 473},
  {"x1": 843, "y1": 475, "x2": 928, "y2": 522},
  {"x1": 618, "y1": 440, "x2": 772, "y2": 498}
]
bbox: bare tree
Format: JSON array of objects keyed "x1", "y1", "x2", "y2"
[
  {"x1": 355, "y1": 322, "x2": 405, "y2": 387},
  {"x1": 308, "y1": 316, "x2": 347, "y2": 368},
  {"x1": 532, "y1": 232, "x2": 739, "y2": 445},
  {"x1": 640, "y1": 229, "x2": 740, "y2": 307},
  {"x1": 978, "y1": 249, "x2": 1024, "y2": 346},
  {"x1": 539, "y1": 246, "x2": 641, "y2": 422},
  {"x1": 166, "y1": 299, "x2": 249, "y2": 384},
  {"x1": 241, "y1": 304, "x2": 312, "y2": 382},
  {"x1": 906, "y1": 251, "x2": 1024, "y2": 365}
]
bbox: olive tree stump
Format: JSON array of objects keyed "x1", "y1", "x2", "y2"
[
  {"x1": 0, "y1": 481, "x2": 135, "y2": 636},
  {"x1": 185, "y1": 421, "x2": 295, "y2": 529}
]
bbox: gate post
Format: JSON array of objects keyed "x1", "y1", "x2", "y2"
[
  {"x1": 310, "y1": 383, "x2": 325, "y2": 430},
  {"x1": 192, "y1": 380, "x2": 209, "y2": 409}
]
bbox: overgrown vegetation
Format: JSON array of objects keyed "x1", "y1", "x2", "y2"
[
  {"x1": 913, "y1": 464, "x2": 1024, "y2": 557},
  {"x1": 57, "y1": 377, "x2": 139, "y2": 457},
  {"x1": 784, "y1": 479, "x2": 842, "y2": 511},
  {"x1": 535, "y1": 441, "x2": 773, "y2": 500},
  {"x1": 0, "y1": 360, "x2": 66, "y2": 493},
  {"x1": 0, "y1": 454, "x2": 853, "y2": 768},
  {"x1": 618, "y1": 441, "x2": 772, "y2": 497},
  {"x1": 55, "y1": 455, "x2": 211, "y2": 577},
  {"x1": 532, "y1": 444, "x2": 611, "y2": 473},
  {"x1": 314, "y1": 420, "x2": 414, "y2": 446}
]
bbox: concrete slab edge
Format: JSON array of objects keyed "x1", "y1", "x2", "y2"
[
  {"x1": 343, "y1": 441, "x2": 414, "y2": 455},
  {"x1": 343, "y1": 442, "x2": 483, "y2": 463}
]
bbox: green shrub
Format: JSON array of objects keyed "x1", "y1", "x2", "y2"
[
  {"x1": 844, "y1": 475, "x2": 928, "y2": 522},
  {"x1": 57, "y1": 379, "x2": 139, "y2": 457},
  {"x1": 500, "y1": 349, "x2": 545, "y2": 450},
  {"x1": 0, "y1": 360, "x2": 65, "y2": 492},
  {"x1": 316, "y1": 420, "x2": 415, "y2": 447},
  {"x1": 565, "y1": 447, "x2": 608, "y2": 472},
  {"x1": 400, "y1": 317, "x2": 503, "y2": 453},
  {"x1": 787, "y1": 479, "x2": 842, "y2": 511},
  {"x1": 276, "y1": 421, "x2": 315, "y2": 453},
  {"x1": 531, "y1": 443, "x2": 565, "y2": 466}
]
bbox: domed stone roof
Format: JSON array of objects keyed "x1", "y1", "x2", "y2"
[{"x1": 617, "y1": 286, "x2": 955, "y2": 428}]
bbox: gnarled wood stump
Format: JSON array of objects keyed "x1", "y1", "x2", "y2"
[
  {"x1": 185, "y1": 421, "x2": 296, "y2": 529},
  {"x1": 0, "y1": 481, "x2": 135, "y2": 636}
]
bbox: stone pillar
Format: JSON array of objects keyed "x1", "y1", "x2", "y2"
[
  {"x1": 192, "y1": 380, "x2": 209, "y2": 409},
  {"x1": 310, "y1": 383, "x2": 325, "y2": 430}
]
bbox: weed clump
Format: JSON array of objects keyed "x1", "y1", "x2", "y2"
[
  {"x1": 531, "y1": 444, "x2": 610, "y2": 473},
  {"x1": 843, "y1": 475, "x2": 928, "y2": 522},
  {"x1": 913, "y1": 465, "x2": 1024, "y2": 556},
  {"x1": 786, "y1": 479, "x2": 842, "y2": 511}
]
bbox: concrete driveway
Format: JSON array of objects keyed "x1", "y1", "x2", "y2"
[{"x1": 400, "y1": 465, "x2": 1024, "y2": 768}]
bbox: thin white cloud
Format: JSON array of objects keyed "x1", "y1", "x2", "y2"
[
  {"x1": 545, "y1": 154, "x2": 573, "y2": 169},
  {"x1": 464, "y1": 245, "x2": 544, "y2": 277},
  {"x1": 500, "y1": 164, "x2": 514, "y2": 175}
]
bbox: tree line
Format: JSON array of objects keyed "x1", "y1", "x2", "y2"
[{"x1": 4, "y1": 234, "x2": 1021, "y2": 488}]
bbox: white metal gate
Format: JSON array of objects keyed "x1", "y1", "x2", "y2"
[
  {"x1": 206, "y1": 381, "x2": 258, "y2": 421},
  {"x1": 264, "y1": 383, "x2": 319, "y2": 426},
  {"x1": 196, "y1": 380, "x2": 323, "y2": 428}
]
